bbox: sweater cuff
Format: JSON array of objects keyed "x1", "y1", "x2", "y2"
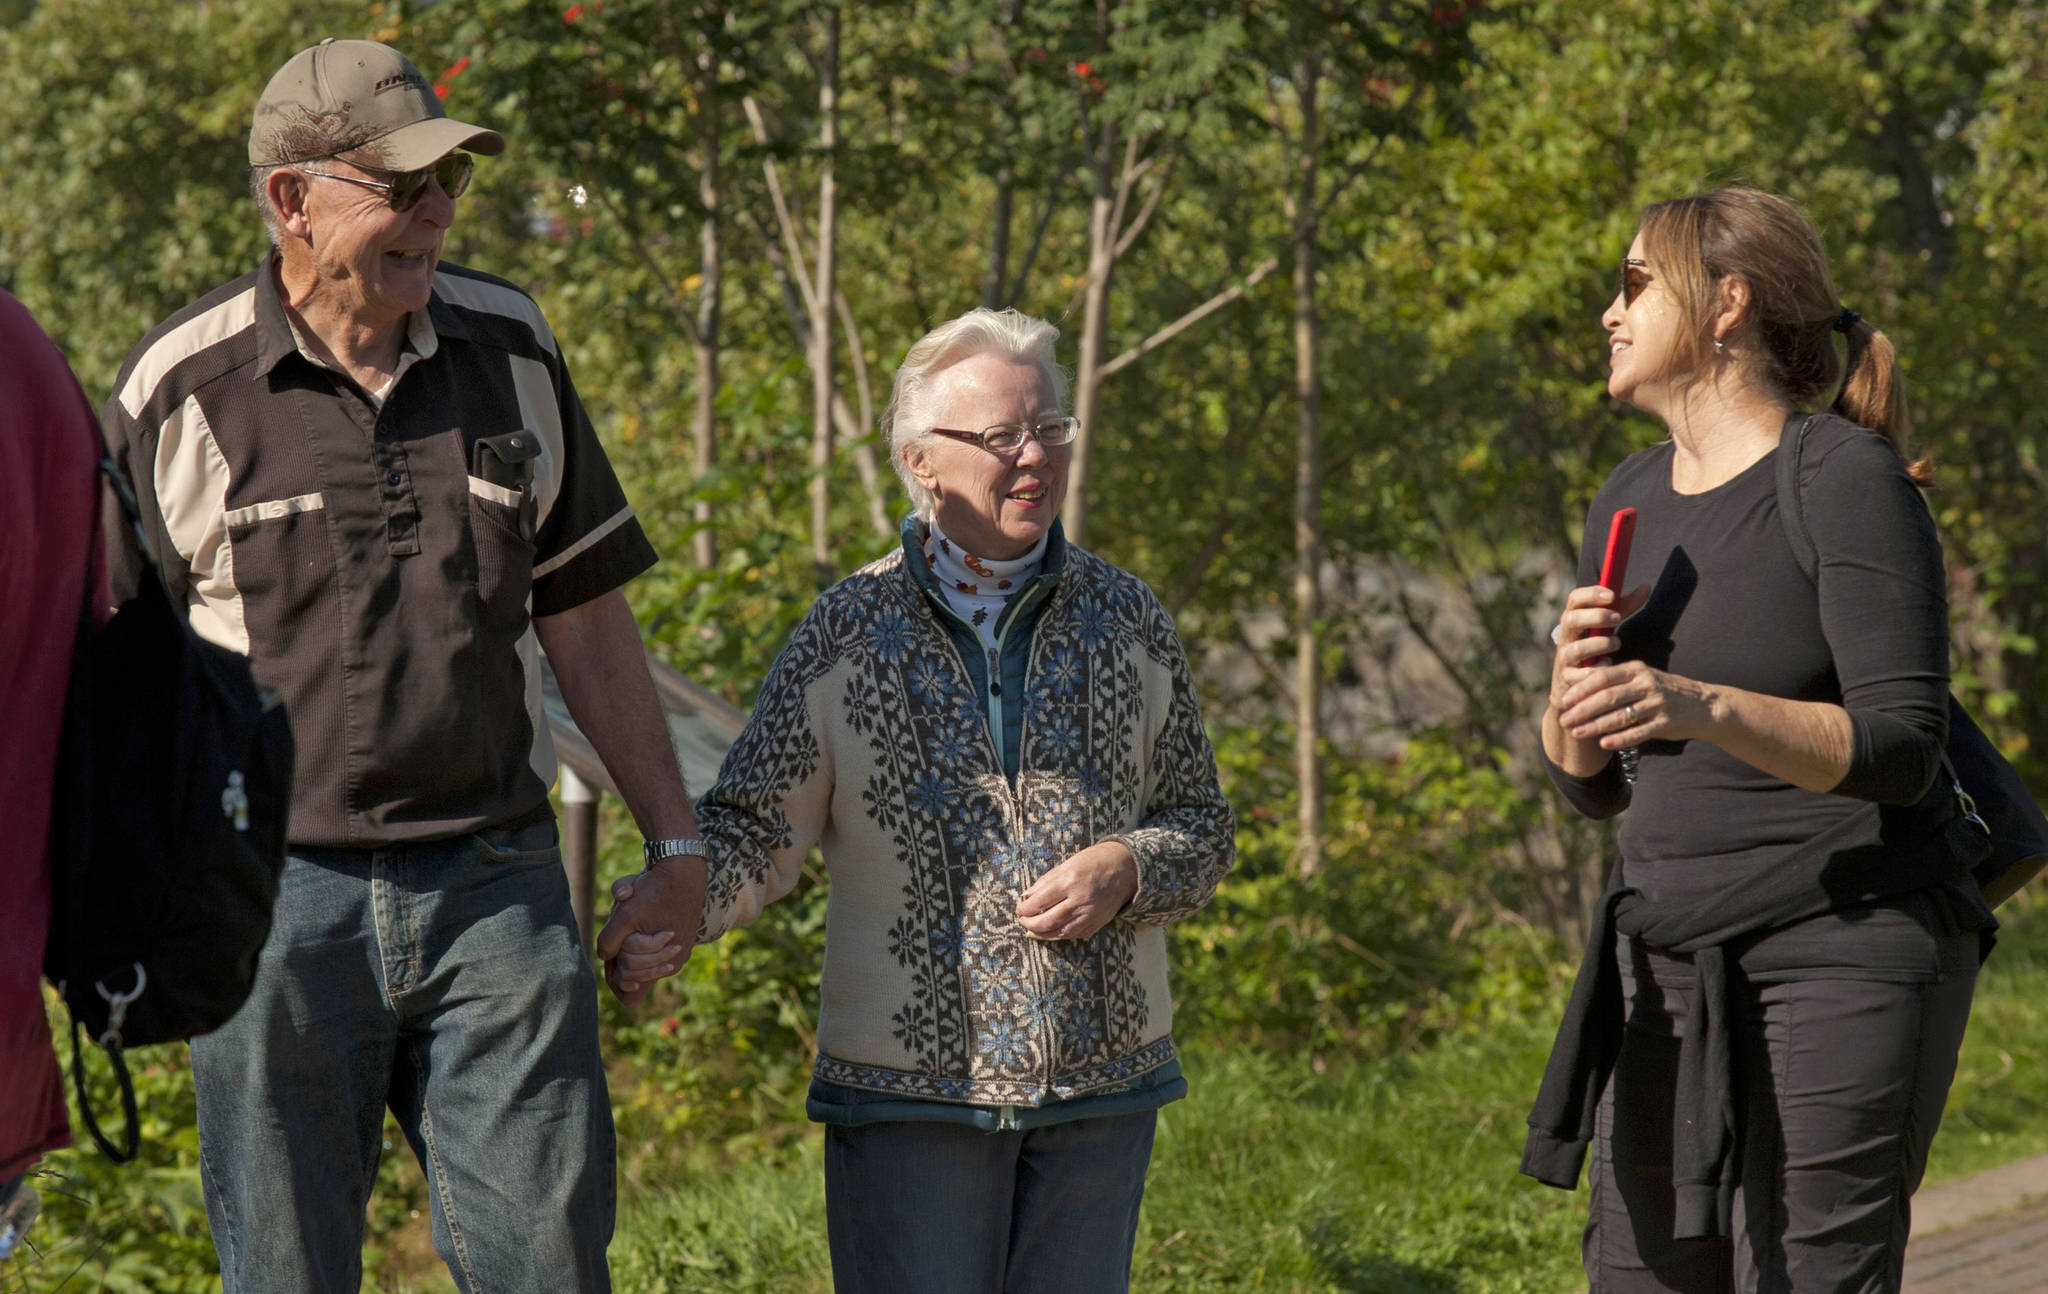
[
  {"x1": 1673, "y1": 1183, "x2": 1719, "y2": 1241},
  {"x1": 1519, "y1": 1127, "x2": 1590, "y2": 1190}
]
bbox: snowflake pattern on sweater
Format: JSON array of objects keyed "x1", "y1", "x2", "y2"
[{"x1": 695, "y1": 542, "x2": 1235, "y2": 1105}]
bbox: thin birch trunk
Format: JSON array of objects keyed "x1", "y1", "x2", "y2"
[
  {"x1": 1291, "y1": 56, "x2": 1324, "y2": 875},
  {"x1": 1066, "y1": 118, "x2": 1120, "y2": 550},
  {"x1": 692, "y1": 31, "x2": 721, "y2": 571},
  {"x1": 809, "y1": 8, "x2": 840, "y2": 587}
]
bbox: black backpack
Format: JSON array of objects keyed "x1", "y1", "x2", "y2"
[{"x1": 44, "y1": 457, "x2": 294, "y2": 1161}]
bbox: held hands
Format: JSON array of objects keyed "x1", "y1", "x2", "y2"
[
  {"x1": 596, "y1": 855, "x2": 707, "y2": 1006},
  {"x1": 1549, "y1": 582, "x2": 1715, "y2": 751},
  {"x1": 1017, "y1": 841, "x2": 1138, "y2": 941}
]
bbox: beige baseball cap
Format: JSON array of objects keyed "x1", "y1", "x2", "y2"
[{"x1": 249, "y1": 38, "x2": 504, "y2": 170}]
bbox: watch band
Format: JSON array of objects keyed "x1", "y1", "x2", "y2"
[{"x1": 643, "y1": 838, "x2": 708, "y2": 866}]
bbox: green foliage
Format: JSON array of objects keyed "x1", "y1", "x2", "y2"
[
  {"x1": 14, "y1": 1003, "x2": 214, "y2": 1293},
  {"x1": 1174, "y1": 723, "x2": 1564, "y2": 1059}
]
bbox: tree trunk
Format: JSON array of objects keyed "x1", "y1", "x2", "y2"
[
  {"x1": 984, "y1": 153, "x2": 1015, "y2": 310},
  {"x1": 1067, "y1": 119, "x2": 1119, "y2": 550},
  {"x1": 809, "y1": 8, "x2": 840, "y2": 588},
  {"x1": 692, "y1": 29, "x2": 721, "y2": 571},
  {"x1": 1291, "y1": 56, "x2": 1324, "y2": 875}
]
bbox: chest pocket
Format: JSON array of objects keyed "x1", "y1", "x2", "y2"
[{"x1": 466, "y1": 430, "x2": 543, "y2": 632}]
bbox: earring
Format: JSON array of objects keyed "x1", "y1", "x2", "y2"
[{"x1": 1714, "y1": 338, "x2": 1725, "y2": 353}]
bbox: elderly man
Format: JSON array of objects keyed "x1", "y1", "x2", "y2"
[{"x1": 101, "y1": 39, "x2": 702, "y2": 1293}]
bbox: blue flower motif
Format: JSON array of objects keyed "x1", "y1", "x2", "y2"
[
  {"x1": 907, "y1": 770, "x2": 949, "y2": 818},
  {"x1": 1072, "y1": 599, "x2": 1113, "y2": 649},
  {"x1": 986, "y1": 838, "x2": 1034, "y2": 889},
  {"x1": 928, "y1": 728, "x2": 977, "y2": 769},
  {"x1": 1061, "y1": 1013, "x2": 1104, "y2": 1055},
  {"x1": 968, "y1": 952, "x2": 1014, "y2": 1000},
  {"x1": 1036, "y1": 716, "x2": 1083, "y2": 763},
  {"x1": 865, "y1": 604, "x2": 915, "y2": 664},
  {"x1": 1076, "y1": 762, "x2": 1112, "y2": 801},
  {"x1": 945, "y1": 801, "x2": 1002, "y2": 855},
  {"x1": 1037, "y1": 798, "x2": 1082, "y2": 845},
  {"x1": 928, "y1": 918, "x2": 966, "y2": 965},
  {"x1": 978, "y1": 1019, "x2": 1030, "y2": 1069},
  {"x1": 907, "y1": 657, "x2": 950, "y2": 707},
  {"x1": 1039, "y1": 646, "x2": 1083, "y2": 700},
  {"x1": 1024, "y1": 988, "x2": 1060, "y2": 1024}
]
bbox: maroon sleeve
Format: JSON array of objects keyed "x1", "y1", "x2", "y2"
[{"x1": 0, "y1": 289, "x2": 92, "y2": 1175}]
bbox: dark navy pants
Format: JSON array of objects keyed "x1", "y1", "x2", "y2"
[{"x1": 824, "y1": 1109, "x2": 1157, "y2": 1294}]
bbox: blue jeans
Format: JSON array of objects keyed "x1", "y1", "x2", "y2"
[
  {"x1": 190, "y1": 819, "x2": 615, "y2": 1294},
  {"x1": 823, "y1": 1110, "x2": 1157, "y2": 1294}
]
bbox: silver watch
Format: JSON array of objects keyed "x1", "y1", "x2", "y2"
[{"x1": 643, "y1": 837, "x2": 708, "y2": 866}]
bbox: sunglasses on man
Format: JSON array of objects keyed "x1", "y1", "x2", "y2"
[{"x1": 297, "y1": 152, "x2": 475, "y2": 213}]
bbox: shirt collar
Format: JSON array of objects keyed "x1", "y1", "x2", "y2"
[{"x1": 250, "y1": 249, "x2": 446, "y2": 380}]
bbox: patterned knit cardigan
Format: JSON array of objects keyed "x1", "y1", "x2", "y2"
[{"x1": 695, "y1": 541, "x2": 1236, "y2": 1107}]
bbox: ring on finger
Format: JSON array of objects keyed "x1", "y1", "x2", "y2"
[{"x1": 1624, "y1": 703, "x2": 1638, "y2": 725}]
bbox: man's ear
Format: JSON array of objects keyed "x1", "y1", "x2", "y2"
[{"x1": 266, "y1": 168, "x2": 313, "y2": 241}]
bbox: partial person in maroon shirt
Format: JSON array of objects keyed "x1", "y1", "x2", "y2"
[{"x1": 0, "y1": 287, "x2": 105, "y2": 1226}]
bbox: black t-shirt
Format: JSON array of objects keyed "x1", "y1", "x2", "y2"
[{"x1": 1547, "y1": 417, "x2": 1989, "y2": 961}]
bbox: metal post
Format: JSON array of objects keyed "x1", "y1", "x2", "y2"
[{"x1": 559, "y1": 764, "x2": 600, "y2": 951}]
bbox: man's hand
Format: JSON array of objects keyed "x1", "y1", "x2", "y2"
[
  {"x1": 596, "y1": 856, "x2": 707, "y2": 1005},
  {"x1": 1017, "y1": 841, "x2": 1138, "y2": 941}
]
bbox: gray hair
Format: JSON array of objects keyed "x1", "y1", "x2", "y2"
[
  {"x1": 250, "y1": 164, "x2": 289, "y2": 247},
  {"x1": 881, "y1": 307, "x2": 1071, "y2": 520},
  {"x1": 248, "y1": 115, "x2": 369, "y2": 249}
]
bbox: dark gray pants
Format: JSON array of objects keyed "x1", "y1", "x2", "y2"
[{"x1": 1585, "y1": 905, "x2": 1979, "y2": 1294}]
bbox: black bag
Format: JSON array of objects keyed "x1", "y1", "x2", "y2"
[
  {"x1": 1774, "y1": 413, "x2": 2048, "y2": 895},
  {"x1": 44, "y1": 457, "x2": 294, "y2": 1161}
]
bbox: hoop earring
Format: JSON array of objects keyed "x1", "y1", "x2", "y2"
[{"x1": 1714, "y1": 338, "x2": 1725, "y2": 353}]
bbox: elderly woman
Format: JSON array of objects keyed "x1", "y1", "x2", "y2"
[
  {"x1": 1523, "y1": 189, "x2": 1992, "y2": 1292},
  {"x1": 690, "y1": 307, "x2": 1234, "y2": 1292}
]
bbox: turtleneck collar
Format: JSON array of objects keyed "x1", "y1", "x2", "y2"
[{"x1": 918, "y1": 519, "x2": 1046, "y2": 649}]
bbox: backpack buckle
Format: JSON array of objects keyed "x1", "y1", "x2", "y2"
[
  {"x1": 1955, "y1": 781, "x2": 1990, "y2": 836},
  {"x1": 95, "y1": 962, "x2": 148, "y2": 1048}
]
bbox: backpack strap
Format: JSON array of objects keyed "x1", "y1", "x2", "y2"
[
  {"x1": 67, "y1": 1016, "x2": 140, "y2": 1163},
  {"x1": 1775, "y1": 411, "x2": 1985, "y2": 835},
  {"x1": 1773, "y1": 412, "x2": 1820, "y2": 585}
]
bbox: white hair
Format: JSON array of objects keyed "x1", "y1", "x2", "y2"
[{"x1": 881, "y1": 307, "x2": 1071, "y2": 520}]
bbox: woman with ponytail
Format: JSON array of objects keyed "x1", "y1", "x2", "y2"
[{"x1": 1521, "y1": 188, "x2": 1989, "y2": 1292}]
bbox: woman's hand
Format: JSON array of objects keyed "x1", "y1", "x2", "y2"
[
  {"x1": 598, "y1": 858, "x2": 704, "y2": 1004},
  {"x1": 1543, "y1": 582, "x2": 1651, "y2": 773},
  {"x1": 1555, "y1": 659, "x2": 1718, "y2": 750},
  {"x1": 1547, "y1": 583, "x2": 1650, "y2": 702},
  {"x1": 1017, "y1": 841, "x2": 1138, "y2": 941}
]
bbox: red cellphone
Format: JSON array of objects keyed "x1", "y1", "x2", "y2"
[{"x1": 1579, "y1": 507, "x2": 1636, "y2": 648}]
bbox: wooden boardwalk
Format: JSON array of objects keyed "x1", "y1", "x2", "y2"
[
  {"x1": 1904, "y1": 1199, "x2": 2048, "y2": 1292},
  {"x1": 1904, "y1": 1152, "x2": 2048, "y2": 1294}
]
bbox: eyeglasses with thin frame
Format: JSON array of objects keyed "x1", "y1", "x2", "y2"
[
  {"x1": 1619, "y1": 258, "x2": 1652, "y2": 307},
  {"x1": 297, "y1": 152, "x2": 475, "y2": 213},
  {"x1": 928, "y1": 416, "x2": 1079, "y2": 455}
]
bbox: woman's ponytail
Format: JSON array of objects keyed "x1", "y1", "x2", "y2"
[{"x1": 1833, "y1": 315, "x2": 1929, "y2": 484}]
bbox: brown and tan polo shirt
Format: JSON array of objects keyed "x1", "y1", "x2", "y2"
[{"x1": 101, "y1": 255, "x2": 657, "y2": 847}]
